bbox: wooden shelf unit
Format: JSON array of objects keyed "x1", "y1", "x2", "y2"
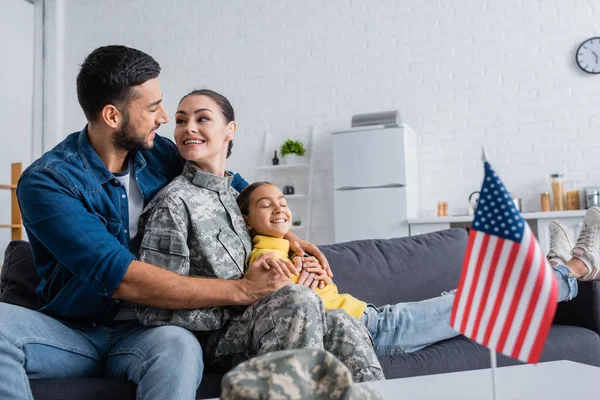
[{"x1": 1, "y1": 163, "x2": 23, "y2": 240}]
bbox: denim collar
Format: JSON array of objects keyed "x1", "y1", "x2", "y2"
[
  {"x1": 182, "y1": 161, "x2": 232, "y2": 193},
  {"x1": 77, "y1": 125, "x2": 147, "y2": 184}
]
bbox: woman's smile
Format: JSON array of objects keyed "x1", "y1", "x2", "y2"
[{"x1": 182, "y1": 138, "x2": 206, "y2": 146}]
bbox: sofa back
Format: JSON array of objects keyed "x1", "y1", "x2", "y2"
[
  {"x1": 1, "y1": 229, "x2": 469, "y2": 311},
  {"x1": 320, "y1": 228, "x2": 468, "y2": 306}
]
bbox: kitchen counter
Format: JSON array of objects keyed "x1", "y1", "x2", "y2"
[
  {"x1": 408, "y1": 210, "x2": 586, "y2": 254},
  {"x1": 408, "y1": 210, "x2": 586, "y2": 225}
]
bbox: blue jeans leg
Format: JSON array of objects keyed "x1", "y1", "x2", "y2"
[
  {"x1": 106, "y1": 321, "x2": 203, "y2": 400},
  {"x1": 552, "y1": 264, "x2": 578, "y2": 302},
  {"x1": 361, "y1": 293, "x2": 459, "y2": 357},
  {"x1": 361, "y1": 267, "x2": 578, "y2": 358},
  {"x1": 0, "y1": 303, "x2": 104, "y2": 400},
  {"x1": 0, "y1": 303, "x2": 204, "y2": 400}
]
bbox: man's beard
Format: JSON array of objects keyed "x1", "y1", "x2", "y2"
[{"x1": 112, "y1": 109, "x2": 153, "y2": 152}]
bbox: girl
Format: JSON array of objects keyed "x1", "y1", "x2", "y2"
[{"x1": 237, "y1": 181, "x2": 461, "y2": 356}]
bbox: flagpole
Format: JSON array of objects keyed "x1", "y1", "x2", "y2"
[{"x1": 490, "y1": 348, "x2": 498, "y2": 400}]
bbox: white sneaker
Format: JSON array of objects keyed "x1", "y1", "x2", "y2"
[
  {"x1": 571, "y1": 206, "x2": 600, "y2": 281},
  {"x1": 547, "y1": 221, "x2": 574, "y2": 265}
]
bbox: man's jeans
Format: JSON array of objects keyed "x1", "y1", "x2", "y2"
[
  {"x1": 0, "y1": 303, "x2": 203, "y2": 400},
  {"x1": 360, "y1": 265, "x2": 578, "y2": 358}
]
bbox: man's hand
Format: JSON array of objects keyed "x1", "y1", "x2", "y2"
[
  {"x1": 238, "y1": 253, "x2": 293, "y2": 305},
  {"x1": 285, "y1": 231, "x2": 333, "y2": 278}
]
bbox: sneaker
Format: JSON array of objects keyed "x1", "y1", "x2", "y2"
[
  {"x1": 571, "y1": 206, "x2": 600, "y2": 281},
  {"x1": 547, "y1": 221, "x2": 574, "y2": 265}
]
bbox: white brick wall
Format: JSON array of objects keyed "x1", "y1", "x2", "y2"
[{"x1": 56, "y1": 0, "x2": 600, "y2": 244}]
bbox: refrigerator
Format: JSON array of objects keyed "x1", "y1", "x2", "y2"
[{"x1": 333, "y1": 125, "x2": 418, "y2": 243}]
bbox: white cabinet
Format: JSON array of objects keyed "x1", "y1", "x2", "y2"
[
  {"x1": 333, "y1": 125, "x2": 418, "y2": 242},
  {"x1": 333, "y1": 127, "x2": 407, "y2": 189},
  {"x1": 335, "y1": 186, "x2": 408, "y2": 243}
]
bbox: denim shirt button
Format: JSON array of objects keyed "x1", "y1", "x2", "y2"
[
  {"x1": 113, "y1": 179, "x2": 119, "y2": 185},
  {"x1": 92, "y1": 322, "x2": 97, "y2": 327}
]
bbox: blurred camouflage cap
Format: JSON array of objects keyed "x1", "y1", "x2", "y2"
[{"x1": 220, "y1": 348, "x2": 382, "y2": 400}]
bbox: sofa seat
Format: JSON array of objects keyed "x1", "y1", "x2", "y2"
[{"x1": 379, "y1": 325, "x2": 600, "y2": 379}]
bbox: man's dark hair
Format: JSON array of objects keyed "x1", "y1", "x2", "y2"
[
  {"x1": 179, "y1": 89, "x2": 235, "y2": 158},
  {"x1": 76, "y1": 45, "x2": 161, "y2": 121},
  {"x1": 237, "y1": 181, "x2": 273, "y2": 216}
]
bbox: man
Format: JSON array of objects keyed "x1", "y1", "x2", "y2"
[{"x1": 0, "y1": 45, "x2": 381, "y2": 400}]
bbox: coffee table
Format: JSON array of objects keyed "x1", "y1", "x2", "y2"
[{"x1": 362, "y1": 360, "x2": 599, "y2": 399}]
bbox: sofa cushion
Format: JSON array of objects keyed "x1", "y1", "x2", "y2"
[
  {"x1": 320, "y1": 228, "x2": 468, "y2": 306},
  {"x1": 378, "y1": 324, "x2": 600, "y2": 379},
  {"x1": 0, "y1": 240, "x2": 40, "y2": 310}
]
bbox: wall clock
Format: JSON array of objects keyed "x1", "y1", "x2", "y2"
[{"x1": 576, "y1": 37, "x2": 600, "y2": 74}]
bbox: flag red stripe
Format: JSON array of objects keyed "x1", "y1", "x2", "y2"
[
  {"x1": 482, "y1": 241, "x2": 519, "y2": 346},
  {"x1": 471, "y1": 237, "x2": 505, "y2": 339},
  {"x1": 450, "y1": 230, "x2": 477, "y2": 327},
  {"x1": 459, "y1": 234, "x2": 491, "y2": 333},
  {"x1": 511, "y1": 247, "x2": 546, "y2": 358},
  {"x1": 528, "y1": 276, "x2": 559, "y2": 363},
  {"x1": 496, "y1": 234, "x2": 536, "y2": 354}
]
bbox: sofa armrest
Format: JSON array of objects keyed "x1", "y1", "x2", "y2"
[
  {"x1": 554, "y1": 281, "x2": 600, "y2": 335},
  {"x1": 1, "y1": 240, "x2": 41, "y2": 310}
]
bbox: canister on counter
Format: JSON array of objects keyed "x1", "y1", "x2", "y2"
[
  {"x1": 566, "y1": 181, "x2": 580, "y2": 210},
  {"x1": 541, "y1": 192, "x2": 551, "y2": 212},
  {"x1": 551, "y1": 173, "x2": 565, "y2": 211},
  {"x1": 437, "y1": 201, "x2": 448, "y2": 217}
]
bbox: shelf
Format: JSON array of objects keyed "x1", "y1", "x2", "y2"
[
  {"x1": 257, "y1": 164, "x2": 310, "y2": 171},
  {"x1": 260, "y1": 128, "x2": 317, "y2": 242}
]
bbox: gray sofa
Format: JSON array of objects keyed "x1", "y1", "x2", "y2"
[{"x1": 2, "y1": 228, "x2": 600, "y2": 399}]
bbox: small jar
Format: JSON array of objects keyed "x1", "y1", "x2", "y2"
[
  {"x1": 437, "y1": 201, "x2": 448, "y2": 217},
  {"x1": 551, "y1": 173, "x2": 565, "y2": 211},
  {"x1": 540, "y1": 192, "x2": 551, "y2": 212}
]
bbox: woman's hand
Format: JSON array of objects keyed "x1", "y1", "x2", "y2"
[
  {"x1": 241, "y1": 253, "x2": 293, "y2": 304},
  {"x1": 258, "y1": 252, "x2": 299, "y2": 278},
  {"x1": 285, "y1": 231, "x2": 333, "y2": 278}
]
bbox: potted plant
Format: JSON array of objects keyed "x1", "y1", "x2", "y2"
[{"x1": 280, "y1": 139, "x2": 306, "y2": 165}]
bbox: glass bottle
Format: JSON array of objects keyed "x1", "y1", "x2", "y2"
[
  {"x1": 272, "y1": 151, "x2": 279, "y2": 165},
  {"x1": 551, "y1": 173, "x2": 565, "y2": 211}
]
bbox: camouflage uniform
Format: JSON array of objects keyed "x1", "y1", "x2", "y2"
[
  {"x1": 137, "y1": 162, "x2": 384, "y2": 382},
  {"x1": 221, "y1": 348, "x2": 382, "y2": 400}
]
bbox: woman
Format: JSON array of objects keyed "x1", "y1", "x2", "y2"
[{"x1": 135, "y1": 89, "x2": 384, "y2": 382}]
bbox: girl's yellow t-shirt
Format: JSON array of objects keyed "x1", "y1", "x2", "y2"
[{"x1": 249, "y1": 235, "x2": 367, "y2": 320}]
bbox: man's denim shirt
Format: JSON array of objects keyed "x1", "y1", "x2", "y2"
[{"x1": 17, "y1": 126, "x2": 248, "y2": 327}]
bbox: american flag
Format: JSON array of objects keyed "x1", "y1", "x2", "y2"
[{"x1": 450, "y1": 161, "x2": 558, "y2": 364}]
